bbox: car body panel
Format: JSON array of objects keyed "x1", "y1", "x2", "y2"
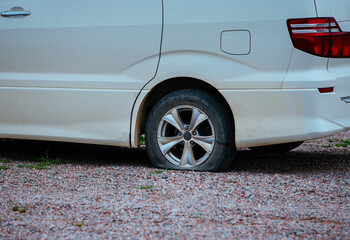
[
  {"x1": 0, "y1": 0, "x2": 349, "y2": 151},
  {"x1": 221, "y1": 89, "x2": 349, "y2": 148},
  {"x1": 131, "y1": 0, "x2": 321, "y2": 147},
  {"x1": 150, "y1": 0, "x2": 317, "y2": 90},
  {"x1": 314, "y1": 0, "x2": 350, "y2": 21},
  {"x1": 338, "y1": 21, "x2": 350, "y2": 32},
  {"x1": 0, "y1": 87, "x2": 138, "y2": 146},
  {"x1": 0, "y1": 0, "x2": 162, "y2": 146}
]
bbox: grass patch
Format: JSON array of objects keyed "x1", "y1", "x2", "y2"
[
  {"x1": 12, "y1": 205, "x2": 27, "y2": 213},
  {"x1": 322, "y1": 139, "x2": 350, "y2": 148},
  {"x1": 136, "y1": 185, "x2": 155, "y2": 190},
  {"x1": 19, "y1": 207, "x2": 28, "y2": 213},
  {"x1": 17, "y1": 163, "x2": 49, "y2": 170},
  {"x1": 139, "y1": 134, "x2": 146, "y2": 145},
  {"x1": 16, "y1": 149, "x2": 69, "y2": 170},
  {"x1": 0, "y1": 158, "x2": 12, "y2": 163},
  {"x1": 73, "y1": 222, "x2": 87, "y2": 227},
  {"x1": 38, "y1": 149, "x2": 70, "y2": 165},
  {"x1": 149, "y1": 169, "x2": 165, "y2": 175},
  {"x1": 0, "y1": 165, "x2": 11, "y2": 170},
  {"x1": 335, "y1": 139, "x2": 350, "y2": 147},
  {"x1": 12, "y1": 205, "x2": 19, "y2": 211},
  {"x1": 0, "y1": 157, "x2": 12, "y2": 171}
]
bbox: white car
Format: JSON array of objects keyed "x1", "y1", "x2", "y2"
[{"x1": 1, "y1": 0, "x2": 349, "y2": 171}]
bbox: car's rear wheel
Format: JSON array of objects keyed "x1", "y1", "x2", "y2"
[
  {"x1": 249, "y1": 141, "x2": 304, "y2": 152},
  {"x1": 145, "y1": 89, "x2": 235, "y2": 171}
]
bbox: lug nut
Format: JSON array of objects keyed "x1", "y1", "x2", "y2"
[
  {"x1": 185, "y1": 126, "x2": 189, "y2": 130},
  {"x1": 192, "y1": 131, "x2": 197, "y2": 136},
  {"x1": 190, "y1": 141, "x2": 194, "y2": 145}
]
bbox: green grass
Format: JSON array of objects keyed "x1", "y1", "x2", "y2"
[
  {"x1": 322, "y1": 139, "x2": 350, "y2": 148},
  {"x1": 136, "y1": 185, "x2": 155, "y2": 189},
  {"x1": 139, "y1": 135, "x2": 146, "y2": 145},
  {"x1": 0, "y1": 158, "x2": 13, "y2": 170},
  {"x1": 335, "y1": 139, "x2": 350, "y2": 147},
  {"x1": 16, "y1": 149, "x2": 69, "y2": 170},
  {"x1": 17, "y1": 163, "x2": 49, "y2": 170},
  {"x1": 0, "y1": 158, "x2": 12, "y2": 163},
  {"x1": 72, "y1": 222, "x2": 87, "y2": 227},
  {"x1": 38, "y1": 149, "x2": 70, "y2": 165},
  {"x1": 12, "y1": 205, "x2": 19, "y2": 211},
  {"x1": 149, "y1": 169, "x2": 165, "y2": 175},
  {"x1": 0, "y1": 165, "x2": 11, "y2": 170},
  {"x1": 19, "y1": 207, "x2": 28, "y2": 213},
  {"x1": 12, "y1": 205, "x2": 27, "y2": 213}
]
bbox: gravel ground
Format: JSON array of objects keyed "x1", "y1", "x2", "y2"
[{"x1": 0, "y1": 131, "x2": 349, "y2": 239}]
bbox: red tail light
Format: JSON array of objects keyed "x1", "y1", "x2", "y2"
[
  {"x1": 287, "y1": 18, "x2": 350, "y2": 58},
  {"x1": 318, "y1": 87, "x2": 334, "y2": 93}
]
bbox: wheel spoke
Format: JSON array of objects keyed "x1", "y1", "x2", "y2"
[
  {"x1": 193, "y1": 135, "x2": 215, "y2": 153},
  {"x1": 162, "y1": 108, "x2": 185, "y2": 132},
  {"x1": 158, "y1": 136, "x2": 183, "y2": 154},
  {"x1": 189, "y1": 108, "x2": 208, "y2": 131},
  {"x1": 180, "y1": 141, "x2": 197, "y2": 167}
]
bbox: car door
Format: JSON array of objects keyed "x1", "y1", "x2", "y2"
[{"x1": 0, "y1": 0, "x2": 162, "y2": 146}]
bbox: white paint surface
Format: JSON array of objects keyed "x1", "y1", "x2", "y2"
[{"x1": 0, "y1": 0, "x2": 349, "y2": 150}]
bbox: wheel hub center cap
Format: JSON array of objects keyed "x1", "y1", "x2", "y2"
[{"x1": 183, "y1": 132, "x2": 192, "y2": 141}]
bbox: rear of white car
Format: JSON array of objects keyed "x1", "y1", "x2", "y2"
[
  {"x1": 0, "y1": 0, "x2": 348, "y2": 171},
  {"x1": 280, "y1": 1, "x2": 350, "y2": 147},
  {"x1": 134, "y1": 0, "x2": 350, "y2": 150},
  {"x1": 134, "y1": 0, "x2": 350, "y2": 170}
]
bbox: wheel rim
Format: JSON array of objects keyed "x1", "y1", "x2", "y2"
[{"x1": 157, "y1": 105, "x2": 215, "y2": 168}]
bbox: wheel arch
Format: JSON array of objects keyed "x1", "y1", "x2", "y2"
[{"x1": 131, "y1": 77, "x2": 236, "y2": 147}]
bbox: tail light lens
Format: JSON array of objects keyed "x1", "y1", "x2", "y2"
[
  {"x1": 318, "y1": 87, "x2": 334, "y2": 93},
  {"x1": 287, "y1": 18, "x2": 350, "y2": 58}
]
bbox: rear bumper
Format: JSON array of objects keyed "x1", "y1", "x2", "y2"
[
  {"x1": 222, "y1": 48, "x2": 350, "y2": 149},
  {"x1": 220, "y1": 88, "x2": 350, "y2": 149}
]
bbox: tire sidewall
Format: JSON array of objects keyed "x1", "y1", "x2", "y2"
[{"x1": 145, "y1": 89, "x2": 235, "y2": 171}]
